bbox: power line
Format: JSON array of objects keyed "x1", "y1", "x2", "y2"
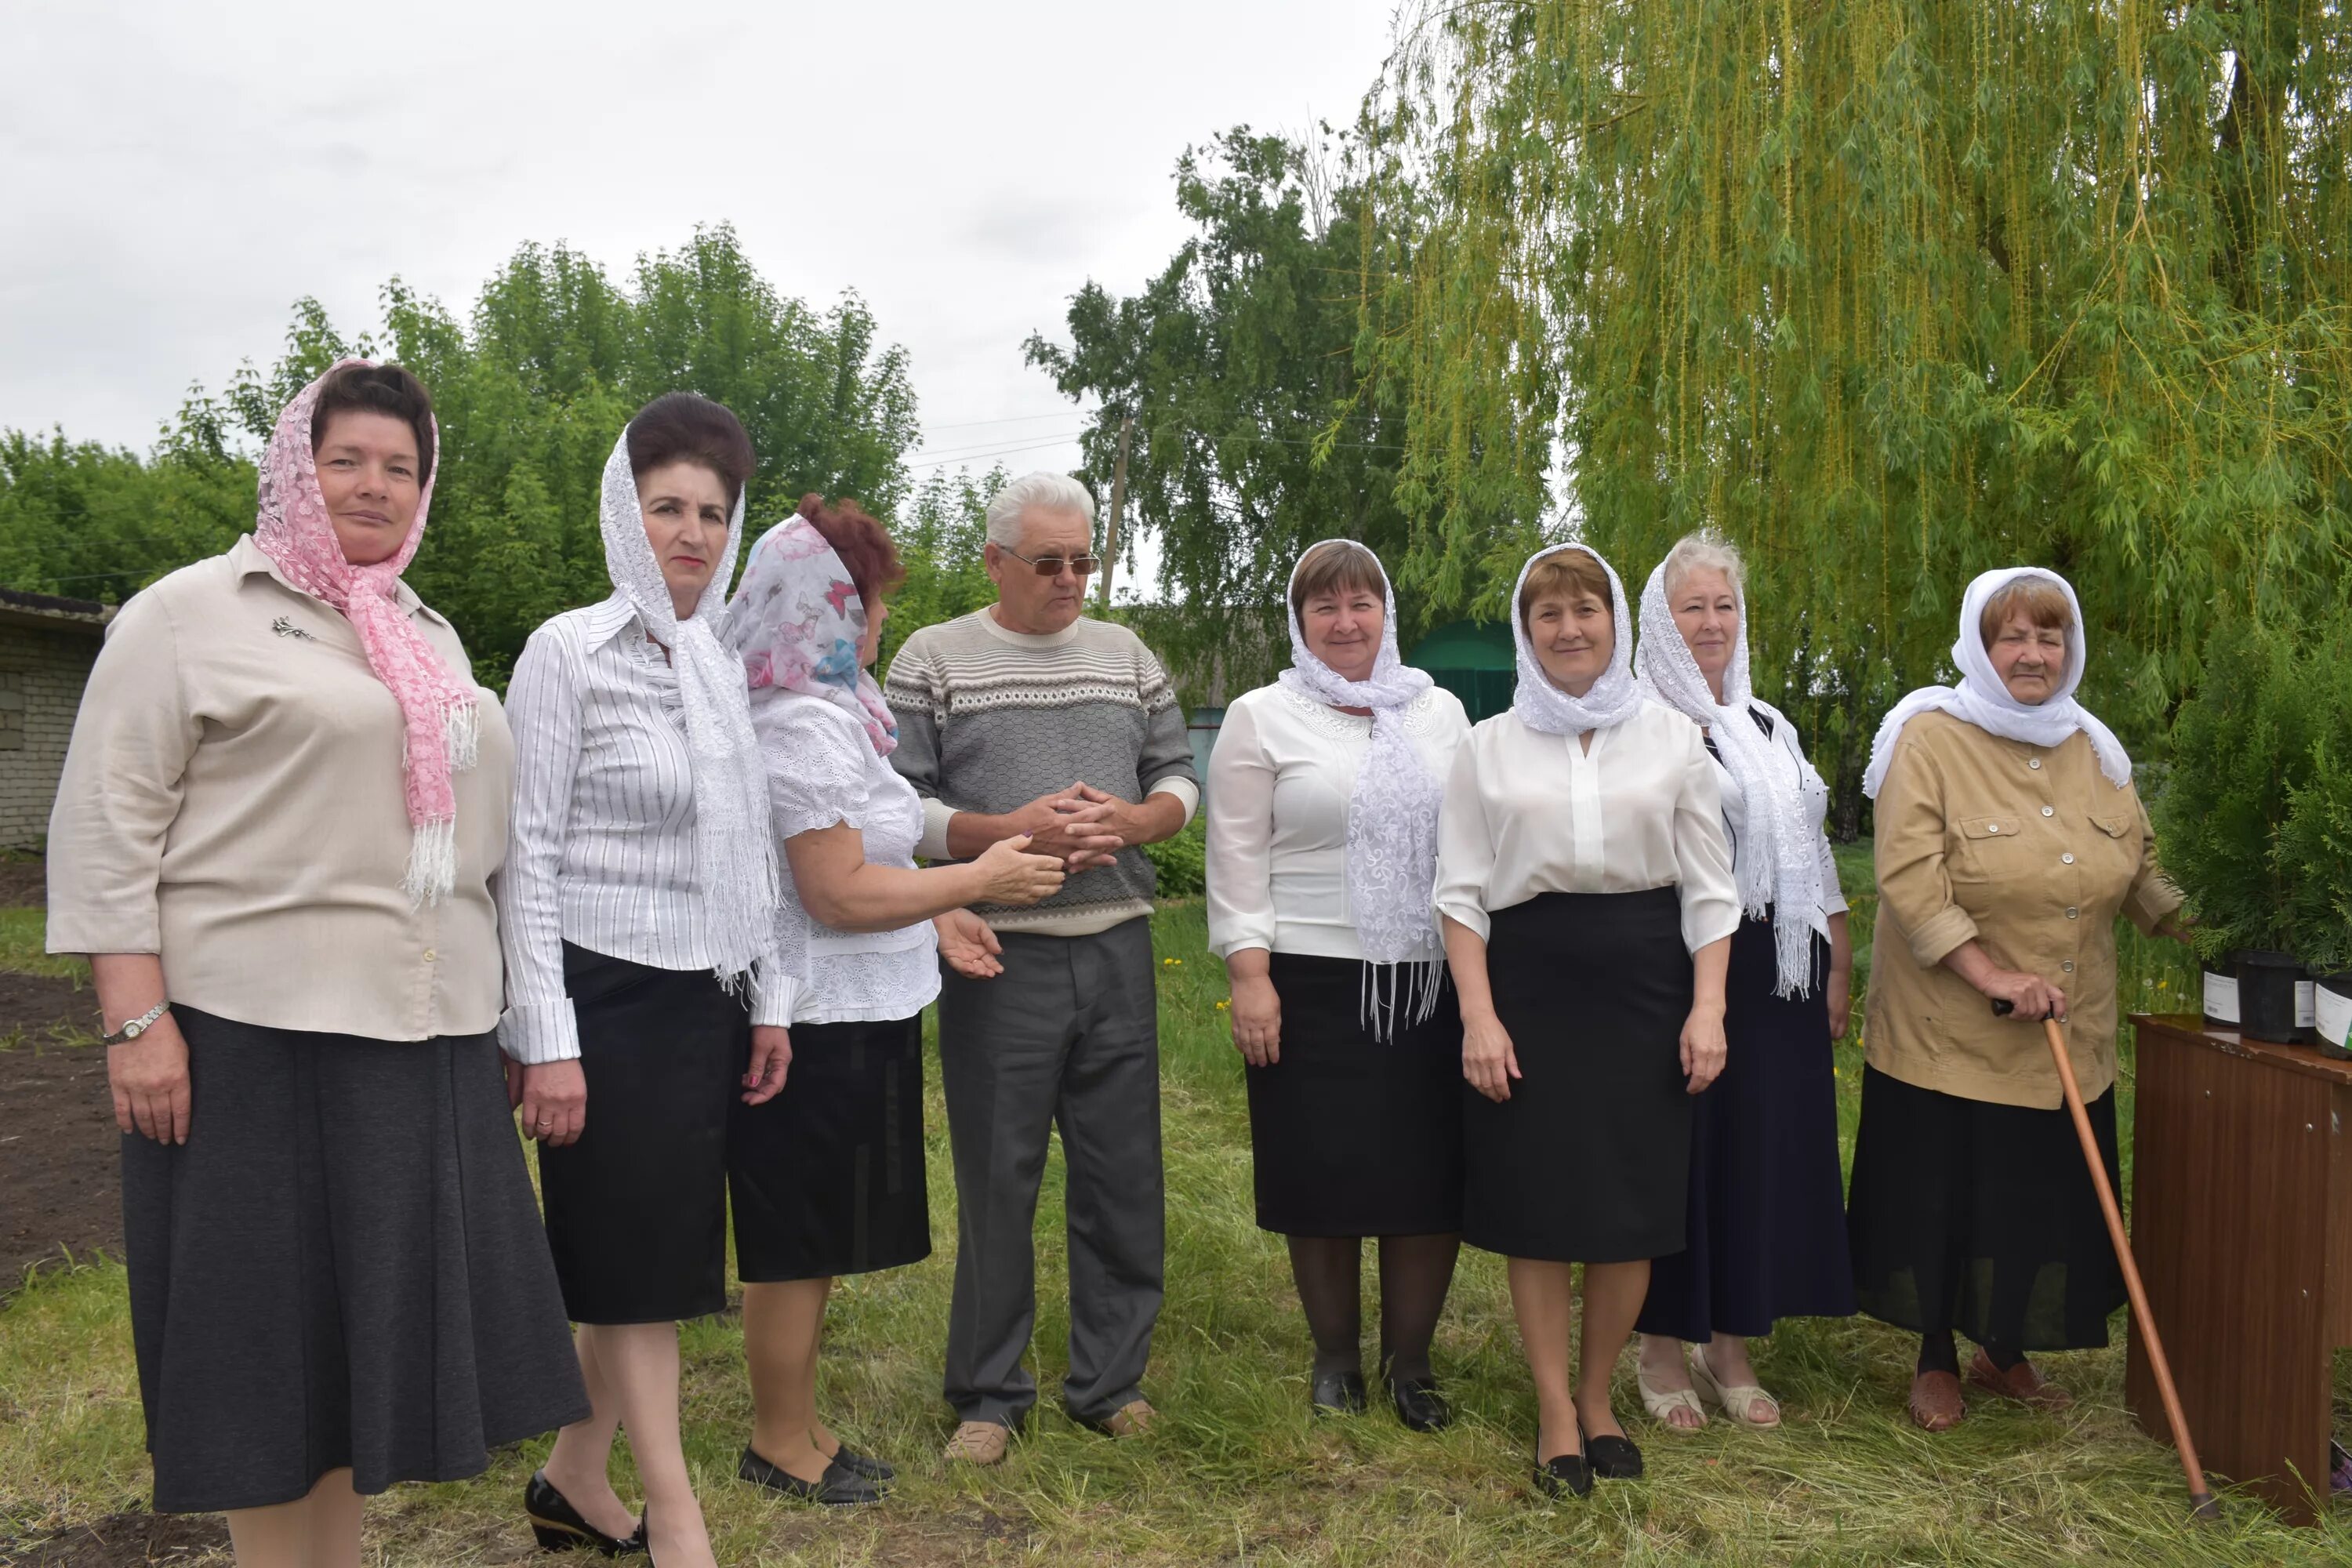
[{"x1": 918, "y1": 410, "x2": 1087, "y2": 434}]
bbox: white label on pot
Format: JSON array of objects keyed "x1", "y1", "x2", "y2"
[
  {"x1": 2319, "y1": 986, "x2": 2352, "y2": 1050},
  {"x1": 2202, "y1": 972, "x2": 2239, "y2": 1024},
  {"x1": 2296, "y1": 980, "x2": 2317, "y2": 1030}
]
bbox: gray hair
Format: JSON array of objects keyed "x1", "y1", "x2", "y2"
[
  {"x1": 1661, "y1": 530, "x2": 1746, "y2": 601},
  {"x1": 985, "y1": 471, "x2": 1096, "y2": 549}
]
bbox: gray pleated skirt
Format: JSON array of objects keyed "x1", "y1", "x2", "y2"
[{"x1": 122, "y1": 1006, "x2": 590, "y2": 1514}]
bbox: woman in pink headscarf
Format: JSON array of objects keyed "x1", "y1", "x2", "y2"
[{"x1": 46, "y1": 362, "x2": 586, "y2": 1566}]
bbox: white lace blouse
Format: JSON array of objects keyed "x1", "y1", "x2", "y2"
[
  {"x1": 752, "y1": 691, "x2": 941, "y2": 1027},
  {"x1": 1205, "y1": 682, "x2": 1472, "y2": 961},
  {"x1": 1435, "y1": 700, "x2": 1741, "y2": 955}
]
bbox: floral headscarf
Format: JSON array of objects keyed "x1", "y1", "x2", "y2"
[
  {"x1": 723, "y1": 517, "x2": 898, "y2": 756},
  {"x1": 252, "y1": 359, "x2": 478, "y2": 904}
]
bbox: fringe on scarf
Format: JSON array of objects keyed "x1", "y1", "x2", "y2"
[
  {"x1": 1359, "y1": 957, "x2": 1446, "y2": 1044},
  {"x1": 401, "y1": 816, "x2": 458, "y2": 908},
  {"x1": 445, "y1": 697, "x2": 481, "y2": 773}
]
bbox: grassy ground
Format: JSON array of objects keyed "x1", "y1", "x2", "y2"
[{"x1": 3, "y1": 887, "x2": 2347, "y2": 1565}]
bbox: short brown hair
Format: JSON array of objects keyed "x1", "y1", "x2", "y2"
[
  {"x1": 795, "y1": 492, "x2": 905, "y2": 614},
  {"x1": 1978, "y1": 576, "x2": 2074, "y2": 652},
  {"x1": 312, "y1": 362, "x2": 435, "y2": 485},
  {"x1": 1519, "y1": 547, "x2": 1613, "y2": 629},
  {"x1": 1289, "y1": 539, "x2": 1387, "y2": 622},
  {"x1": 626, "y1": 393, "x2": 756, "y2": 510}
]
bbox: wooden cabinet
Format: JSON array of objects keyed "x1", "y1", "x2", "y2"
[{"x1": 2126, "y1": 1014, "x2": 2352, "y2": 1523}]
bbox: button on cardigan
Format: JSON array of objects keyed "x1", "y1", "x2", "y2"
[
  {"x1": 1863, "y1": 708, "x2": 2182, "y2": 1109},
  {"x1": 45, "y1": 535, "x2": 514, "y2": 1040},
  {"x1": 497, "y1": 594, "x2": 789, "y2": 1065}
]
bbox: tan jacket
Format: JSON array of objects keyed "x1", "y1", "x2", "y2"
[
  {"x1": 1863, "y1": 710, "x2": 2181, "y2": 1110},
  {"x1": 45, "y1": 536, "x2": 514, "y2": 1041}
]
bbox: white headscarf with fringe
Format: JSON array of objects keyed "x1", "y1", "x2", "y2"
[
  {"x1": 1508, "y1": 542, "x2": 1645, "y2": 735},
  {"x1": 1274, "y1": 542, "x2": 1444, "y2": 1040},
  {"x1": 599, "y1": 430, "x2": 780, "y2": 984},
  {"x1": 1861, "y1": 566, "x2": 2132, "y2": 800},
  {"x1": 1635, "y1": 549, "x2": 1823, "y2": 996}
]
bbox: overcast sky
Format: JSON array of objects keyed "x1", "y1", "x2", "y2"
[{"x1": 4, "y1": 0, "x2": 1396, "y2": 555}]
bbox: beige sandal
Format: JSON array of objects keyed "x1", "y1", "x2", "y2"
[
  {"x1": 1637, "y1": 1357, "x2": 1708, "y2": 1431},
  {"x1": 1689, "y1": 1345, "x2": 1780, "y2": 1428}
]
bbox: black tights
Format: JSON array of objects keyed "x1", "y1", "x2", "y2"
[
  {"x1": 1917, "y1": 1330, "x2": 2026, "y2": 1377},
  {"x1": 1286, "y1": 1232, "x2": 1461, "y2": 1382}
]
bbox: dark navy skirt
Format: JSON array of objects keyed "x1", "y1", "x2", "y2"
[{"x1": 1637, "y1": 913, "x2": 1857, "y2": 1341}]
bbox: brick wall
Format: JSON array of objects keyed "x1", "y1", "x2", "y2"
[{"x1": 0, "y1": 625, "x2": 102, "y2": 851}]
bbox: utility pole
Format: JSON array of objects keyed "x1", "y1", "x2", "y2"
[{"x1": 1099, "y1": 413, "x2": 1134, "y2": 612}]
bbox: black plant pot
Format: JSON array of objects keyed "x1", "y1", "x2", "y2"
[
  {"x1": 2231, "y1": 949, "x2": 2303, "y2": 1045},
  {"x1": 2317, "y1": 971, "x2": 2352, "y2": 1062}
]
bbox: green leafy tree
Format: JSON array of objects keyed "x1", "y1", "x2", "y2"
[
  {"x1": 1025, "y1": 129, "x2": 1425, "y2": 699},
  {"x1": 1368, "y1": 0, "x2": 2352, "y2": 829}
]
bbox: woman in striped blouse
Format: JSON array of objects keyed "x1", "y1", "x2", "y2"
[{"x1": 497, "y1": 394, "x2": 786, "y2": 1568}]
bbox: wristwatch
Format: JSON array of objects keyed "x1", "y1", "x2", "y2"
[{"x1": 103, "y1": 1000, "x2": 171, "y2": 1046}]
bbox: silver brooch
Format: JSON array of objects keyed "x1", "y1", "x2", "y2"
[{"x1": 271, "y1": 616, "x2": 315, "y2": 641}]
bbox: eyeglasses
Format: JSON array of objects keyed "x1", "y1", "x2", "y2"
[{"x1": 998, "y1": 544, "x2": 1102, "y2": 578}]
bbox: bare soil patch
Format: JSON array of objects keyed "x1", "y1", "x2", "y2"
[
  {"x1": 2, "y1": 1512, "x2": 230, "y2": 1566},
  {"x1": 0, "y1": 860, "x2": 49, "y2": 910},
  {"x1": 0, "y1": 972, "x2": 115, "y2": 1290}
]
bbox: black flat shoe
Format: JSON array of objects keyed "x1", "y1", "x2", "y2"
[
  {"x1": 1533, "y1": 1449, "x2": 1595, "y2": 1499},
  {"x1": 524, "y1": 1470, "x2": 644, "y2": 1556},
  {"x1": 737, "y1": 1445, "x2": 887, "y2": 1505},
  {"x1": 829, "y1": 1443, "x2": 897, "y2": 1483},
  {"x1": 1584, "y1": 1426, "x2": 1644, "y2": 1480},
  {"x1": 1310, "y1": 1368, "x2": 1368, "y2": 1416},
  {"x1": 1388, "y1": 1375, "x2": 1452, "y2": 1432}
]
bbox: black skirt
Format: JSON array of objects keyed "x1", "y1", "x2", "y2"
[
  {"x1": 122, "y1": 1006, "x2": 588, "y2": 1515},
  {"x1": 1464, "y1": 887, "x2": 1695, "y2": 1264},
  {"x1": 1242, "y1": 953, "x2": 1464, "y2": 1237},
  {"x1": 1846, "y1": 1064, "x2": 2126, "y2": 1350},
  {"x1": 1638, "y1": 913, "x2": 1857, "y2": 1340},
  {"x1": 729, "y1": 1012, "x2": 932, "y2": 1281},
  {"x1": 537, "y1": 942, "x2": 746, "y2": 1325}
]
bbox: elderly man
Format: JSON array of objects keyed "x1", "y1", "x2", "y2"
[{"x1": 885, "y1": 470, "x2": 1199, "y2": 1464}]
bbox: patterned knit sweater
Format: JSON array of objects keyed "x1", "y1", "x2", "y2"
[{"x1": 884, "y1": 608, "x2": 1200, "y2": 936}]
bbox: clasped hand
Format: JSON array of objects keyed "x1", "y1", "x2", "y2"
[{"x1": 1004, "y1": 782, "x2": 1153, "y2": 871}]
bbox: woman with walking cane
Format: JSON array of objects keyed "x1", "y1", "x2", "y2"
[{"x1": 1846, "y1": 566, "x2": 2193, "y2": 1433}]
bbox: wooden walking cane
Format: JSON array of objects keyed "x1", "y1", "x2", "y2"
[{"x1": 1994, "y1": 998, "x2": 2220, "y2": 1520}]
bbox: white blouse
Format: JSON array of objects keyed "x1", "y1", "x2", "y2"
[
  {"x1": 1435, "y1": 699, "x2": 1741, "y2": 955},
  {"x1": 1205, "y1": 683, "x2": 1471, "y2": 961},
  {"x1": 1704, "y1": 699, "x2": 1850, "y2": 942},
  {"x1": 754, "y1": 691, "x2": 941, "y2": 1027},
  {"x1": 498, "y1": 595, "x2": 788, "y2": 1065}
]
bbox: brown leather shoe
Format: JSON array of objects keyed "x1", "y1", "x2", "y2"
[
  {"x1": 1968, "y1": 1349, "x2": 2073, "y2": 1410},
  {"x1": 1908, "y1": 1370, "x2": 1965, "y2": 1432}
]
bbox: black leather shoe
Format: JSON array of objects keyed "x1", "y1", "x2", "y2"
[
  {"x1": 1533, "y1": 1450, "x2": 1595, "y2": 1499},
  {"x1": 1388, "y1": 1375, "x2": 1452, "y2": 1432},
  {"x1": 737, "y1": 1446, "x2": 887, "y2": 1505},
  {"x1": 1584, "y1": 1425, "x2": 1644, "y2": 1480},
  {"x1": 829, "y1": 1444, "x2": 897, "y2": 1483},
  {"x1": 524, "y1": 1470, "x2": 644, "y2": 1556},
  {"x1": 1310, "y1": 1368, "x2": 1368, "y2": 1416}
]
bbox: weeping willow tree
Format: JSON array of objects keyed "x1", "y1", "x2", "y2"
[{"x1": 1365, "y1": 0, "x2": 2352, "y2": 825}]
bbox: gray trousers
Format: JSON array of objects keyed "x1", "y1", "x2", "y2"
[{"x1": 938, "y1": 916, "x2": 1165, "y2": 1427}]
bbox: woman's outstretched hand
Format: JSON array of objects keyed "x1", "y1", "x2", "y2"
[{"x1": 936, "y1": 908, "x2": 1004, "y2": 979}]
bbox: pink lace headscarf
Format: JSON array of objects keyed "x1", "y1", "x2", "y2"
[{"x1": 252, "y1": 360, "x2": 479, "y2": 904}]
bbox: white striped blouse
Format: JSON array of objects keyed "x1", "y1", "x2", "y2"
[{"x1": 497, "y1": 593, "x2": 789, "y2": 1064}]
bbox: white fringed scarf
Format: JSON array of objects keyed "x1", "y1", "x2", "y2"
[
  {"x1": 1508, "y1": 543, "x2": 1645, "y2": 735},
  {"x1": 1635, "y1": 556, "x2": 1824, "y2": 996},
  {"x1": 1275, "y1": 544, "x2": 1444, "y2": 1040}
]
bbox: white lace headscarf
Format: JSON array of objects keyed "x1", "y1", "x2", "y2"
[
  {"x1": 1862, "y1": 565, "x2": 2132, "y2": 800},
  {"x1": 1509, "y1": 542, "x2": 1645, "y2": 735},
  {"x1": 1275, "y1": 541, "x2": 1443, "y2": 1038},
  {"x1": 600, "y1": 428, "x2": 780, "y2": 984},
  {"x1": 1635, "y1": 544, "x2": 1823, "y2": 996}
]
